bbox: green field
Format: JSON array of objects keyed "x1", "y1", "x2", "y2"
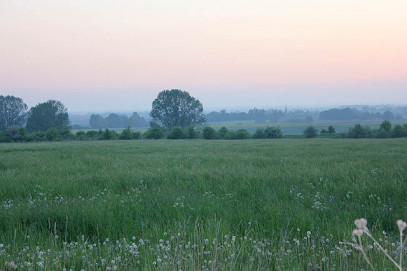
[{"x1": 1, "y1": 139, "x2": 407, "y2": 270}]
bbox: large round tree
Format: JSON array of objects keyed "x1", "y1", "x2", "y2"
[
  {"x1": 0, "y1": 95, "x2": 28, "y2": 130},
  {"x1": 26, "y1": 100, "x2": 70, "y2": 132},
  {"x1": 150, "y1": 89, "x2": 205, "y2": 129}
]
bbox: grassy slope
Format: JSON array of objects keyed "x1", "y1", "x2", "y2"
[{"x1": 0, "y1": 139, "x2": 406, "y2": 269}]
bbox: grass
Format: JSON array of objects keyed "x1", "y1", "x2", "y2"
[{"x1": 0, "y1": 139, "x2": 407, "y2": 270}]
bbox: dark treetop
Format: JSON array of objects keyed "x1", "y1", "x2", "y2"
[{"x1": 150, "y1": 89, "x2": 205, "y2": 129}]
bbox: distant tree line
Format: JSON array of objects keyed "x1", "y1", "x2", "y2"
[
  {"x1": 319, "y1": 107, "x2": 399, "y2": 121},
  {"x1": 205, "y1": 109, "x2": 285, "y2": 123},
  {"x1": 301, "y1": 121, "x2": 407, "y2": 139},
  {"x1": 0, "y1": 125, "x2": 283, "y2": 142},
  {"x1": 346, "y1": 121, "x2": 407, "y2": 138},
  {"x1": 1, "y1": 95, "x2": 70, "y2": 132},
  {"x1": 2, "y1": 92, "x2": 407, "y2": 143},
  {"x1": 89, "y1": 112, "x2": 147, "y2": 129}
]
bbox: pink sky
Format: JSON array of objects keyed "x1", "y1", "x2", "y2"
[{"x1": 1, "y1": 0, "x2": 406, "y2": 112}]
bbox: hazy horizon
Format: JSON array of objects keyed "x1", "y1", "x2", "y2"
[{"x1": 1, "y1": 1, "x2": 406, "y2": 112}]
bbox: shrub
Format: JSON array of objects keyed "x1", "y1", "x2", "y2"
[
  {"x1": 376, "y1": 127, "x2": 391, "y2": 138},
  {"x1": 328, "y1": 125, "x2": 336, "y2": 134},
  {"x1": 303, "y1": 126, "x2": 318, "y2": 138},
  {"x1": 253, "y1": 128, "x2": 266, "y2": 139},
  {"x1": 26, "y1": 131, "x2": 46, "y2": 142},
  {"x1": 133, "y1": 131, "x2": 142, "y2": 139},
  {"x1": 231, "y1": 129, "x2": 250, "y2": 139},
  {"x1": 99, "y1": 129, "x2": 117, "y2": 140},
  {"x1": 167, "y1": 126, "x2": 185, "y2": 139},
  {"x1": 392, "y1": 124, "x2": 406, "y2": 138},
  {"x1": 144, "y1": 127, "x2": 164, "y2": 139},
  {"x1": 202, "y1": 127, "x2": 217, "y2": 139},
  {"x1": 119, "y1": 127, "x2": 134, "y2": 140},
  {"x1": 217, "y1": 127, "x2": 230, "y2": 139},
  {"x1": 46, "y1": 128, "x2": 61, "y2": 141},
  {"x1": 264, "y1": 127, "x2": 283, "y2": 139},
  {"x1": 76, "y1": 131, "x2": 88, "y2": 141},
  {"x1": 0, "y1": 127, "x2": 27, "y2": 142},
  {"x1": 86, "y1": 131, "x2": 98, "y2": 141},
  {"x1": 348, "y1": 124, "x2": 367, "y2": 138},
  {"x1": 380, "y1": 120, "x2": 392, "y2": 133},
  {"x1": 186, "y1": 126, "x2": 198, "y2": 139}
]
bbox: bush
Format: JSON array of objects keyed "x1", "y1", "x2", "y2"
[
  {"x1": 202, "y1": 127, "x2": 217, "y2": 139},
  {"x1": 186, "y1": 126, "x2": 198, "y2": 139},
  {"x1": 133, "y1": 131, "x2": 142, "y2": 139},
  {"x1": 328, "y1": 125, "x2": 336, "y2": 134},
  {"x1": 144, "y1": 127, "x2": 164, "y2": 139},
  {"x1": 76, "y1": 131, "x2": 88, "y2": 141},
  {"x1": 30, "y1": 131, "x2": 46, "y2": 142},
  {"x1": 86, "y1": 131, "x2": 98, "y2": 141},
  {"x1": 167, "y1": 126, "x2": 185, "y2": 139},
  {"x1": 392, "y1": 124, "x2": 406, "y2": 138},
  {"x1": 253, "y1": 128, "x2": 266, "y2": 139},
  {"x1": 0, "y1": 127, "x2": 27, "y2": 142},
  {"x1": 46, "y1": 128, "x2": 61, "y2": 141},
  {"x1": 120, "y1": 127, "x2": 134, "y2": 140},
  {"x1": 380, "y1": 120, "x2": 392, "y2": 133},
  {"x1": 231, "y1": 129, "x2": 250, "y2": 139},
  {"x1": 99, "y1": 129, "x2": 117, "y2": 140},
  {"x1": 264, "y1": 127, "x2": 283, "y2": 139},
  {"x1": 303, "y1": 126, "x2": 318, "y2": 138},
  {"x1": 217, "y1": 127, "x2": 231, "y2": 139},
  {"x1": 376, "y1": 127, "x2": 391, "y2": 138},
  {"x1": 348, "y1": 124, "x2": 367, "y2": 138}
]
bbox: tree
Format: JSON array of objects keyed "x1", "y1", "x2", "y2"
[
  {"x1": 0, "y1": 95, "x2": 28, "y2": 130},
  {"x1": 328, "y1": 125, "x2": 336, "y2": 134},
  {"x1": 129, "y1": 112, "x2": 147, "y2": 127},
  {"x1": 218, "y1": 127, "x2": 230, "y2": 139},
  {"x1": 348, "y1": 124, "x2": 367, "y2": 138},
  {"x1": 150, "y1": 89, "x2": 205, "y2": 129},
  {"x1": 303, "y1": 126, "x2": 318, "y2": 138},
  {"x1": 264, "y1": 127, "x2": 283, "y2": 138},
  {"x1": 379, "y1": 120, "x2": 392, "y2": 133},
  {"x1": 89, "y1": 114, "x2": 105, "y2": 129},
  {"x1": 105, "y1": 113, "x2": 128, "y2": 128},
  {"x1": 392, "y1": 124, "x2": 406, "y2": 138},
  {"x1": 119, "y1": 126, "x2": 134, "y2": 140},
  {"x1": 86, "y1": 130, "x2": 98, "y2": 141},
  {"x1": 202, "y1": 127, "x2": 217, "y2": 139},
  {"x1": 26, "y1": 100, "x2": 70, "y2": 132}
]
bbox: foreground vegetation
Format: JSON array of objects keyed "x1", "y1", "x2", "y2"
[
  {"x1": 1, "y1": 120, "x2": 407, "y2": 144},
  {"x1": 1, "y1": 139, "x2": 406, "y2": 269}
]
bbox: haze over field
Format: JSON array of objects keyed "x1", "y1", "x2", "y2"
[{"x1": 1, "y1": 0, "x2": 406, "y2": 112}]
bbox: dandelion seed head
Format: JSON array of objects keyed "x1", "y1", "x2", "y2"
[
  {"x1": 354, "y1": 218, "x2": 367, "y2": 229},
  {"x1": 397, "y1": 220, "x2": 407, "y2": 232}
]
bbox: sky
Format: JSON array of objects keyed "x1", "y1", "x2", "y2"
[{"x1": 1, "y1": 0, "x2": 406, "y2": 113}]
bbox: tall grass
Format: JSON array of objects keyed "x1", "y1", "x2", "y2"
[{"x1": 0, "y1": 139, "x2": 406, "y2": 269}]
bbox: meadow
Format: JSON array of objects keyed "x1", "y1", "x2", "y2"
[{"x1": 0, "y1": 139, "x2": 407, "y2": 270}]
